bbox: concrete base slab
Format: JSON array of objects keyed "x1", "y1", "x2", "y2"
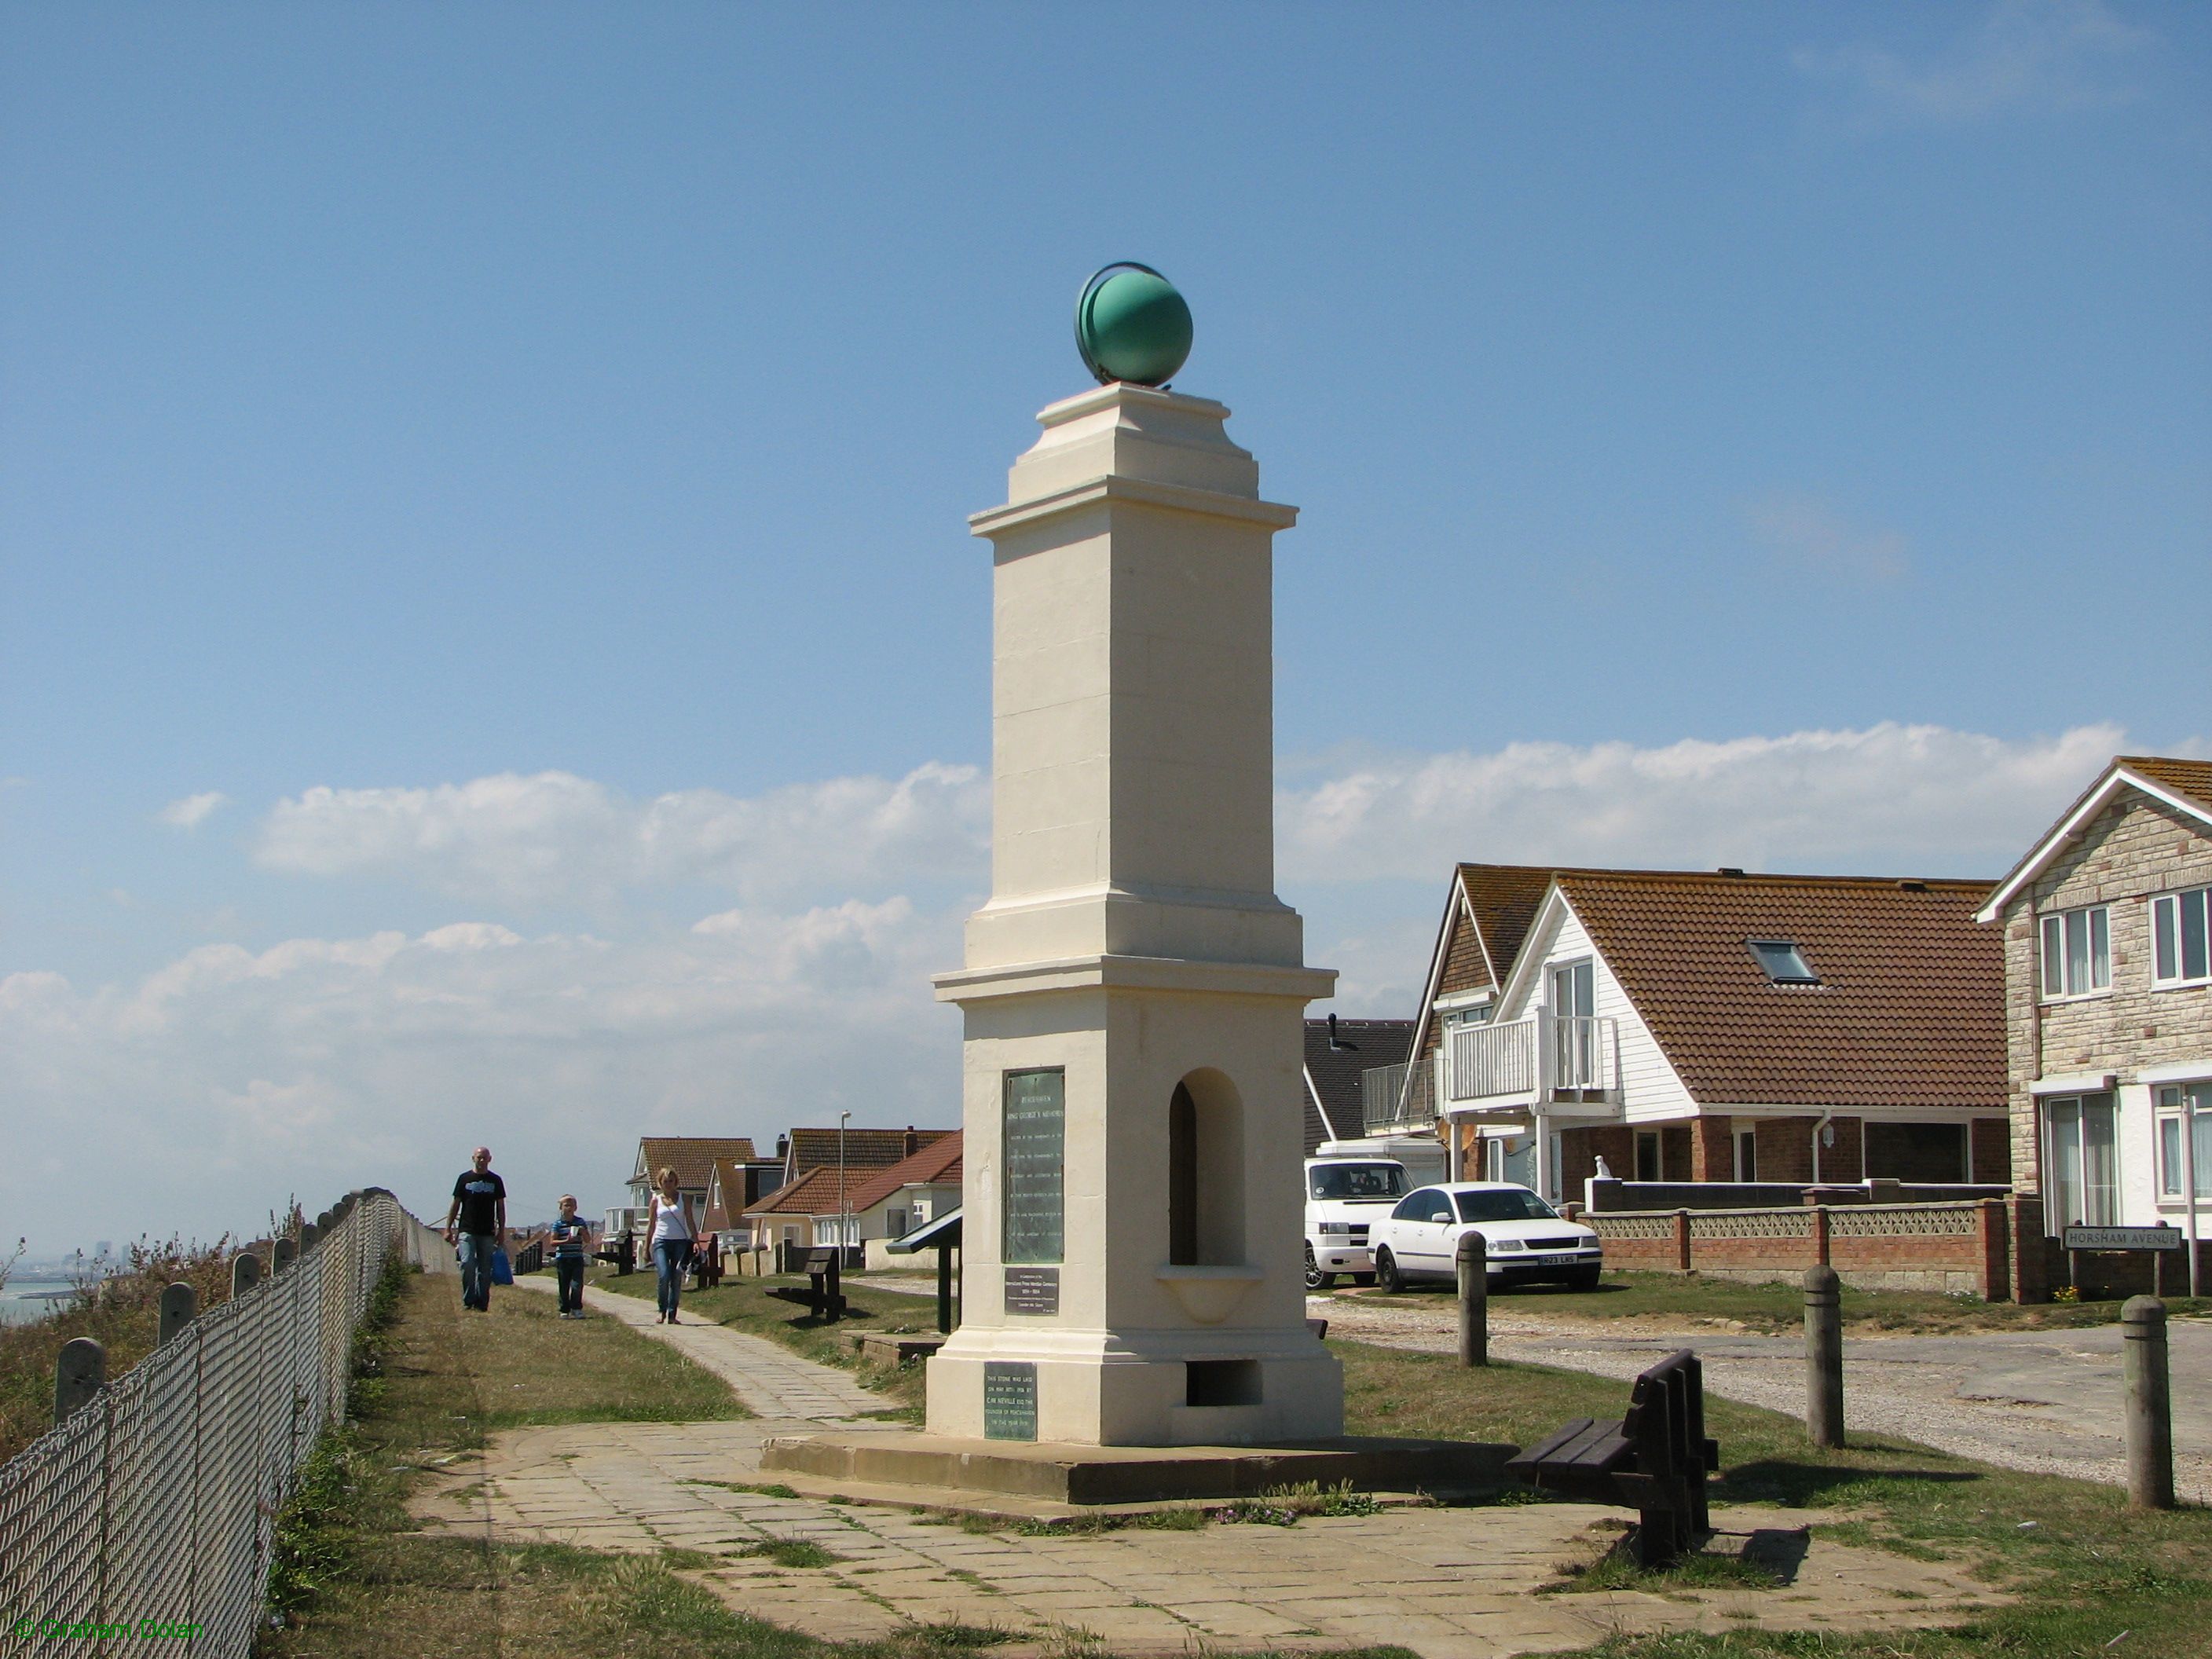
[{"x1": 760, "y1": 1427, "x2": 1514, "y2": 1507}]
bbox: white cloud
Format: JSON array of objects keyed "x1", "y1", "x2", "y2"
[
  {"x1": 1743, "y1": 494, "x2": 1910, "y2": 586},
  {"x1": 255, "y1": 764, "x2": 987, "y2": 907},
  {"x1": 1794, "y1": 0, "x2": 2152, "y2": 130},
  {"x1": 157, "y1": 790, "x2": 229, "y2": 830},
  {"x1": 0, "y1": 900, "x2": 962, "y2": 1254},
  {"x1": 1278, "y1": 721, "x2": 2137, "y2": 884}
]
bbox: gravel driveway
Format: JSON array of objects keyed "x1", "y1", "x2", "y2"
[{"x1": 1317, "y1": 1290, "x2": 2212, "y2": 1504}]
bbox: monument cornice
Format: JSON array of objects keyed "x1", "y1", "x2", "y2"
[
  {"x1": 968, "y1": 474, "x2": 1299, "y2": 540},
  {"x1": 932, "y1": 952, "x2": 1336, "y2": 1005}
]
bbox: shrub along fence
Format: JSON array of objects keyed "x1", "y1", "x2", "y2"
[{"x1": 0, "y1": 1188, "x2": 441, "y2": 1657}]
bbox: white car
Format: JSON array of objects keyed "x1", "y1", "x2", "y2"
[{"x1": 1366, "y1": 1181, "x2": 1602, "y2": 1293}]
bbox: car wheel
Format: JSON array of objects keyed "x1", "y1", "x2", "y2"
[
  {"x1": 1305, "y1": 1245, "x2": 1335, "y2": 1292},
  {"x1": 1569, "y1": 1267, "x2": 1602, "y2": 1292},
  {"x1": 1375, "y1": 1248, "x2": 1404, "y2": 1294},
  {"x1": 1351, "y1": 1272, "x2": 1376, "y2": 1287}
]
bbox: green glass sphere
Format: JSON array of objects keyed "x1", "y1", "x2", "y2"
[{"x1": 1075, "y1": 263, "x2": 1193, "y2": 386}]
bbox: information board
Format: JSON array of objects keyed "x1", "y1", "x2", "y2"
[
  {"x1": 983, "y1": 1361, "x2": 1038, "y2": 1441},
  {"x1": 1005, "y1": 1266, "x2": 1060, "y2": 1316},
  {"x1": 2064, "y1": 1225, "x2": 2181, "y2": 1252},
  {"x1": 1002, "y1": 1068, "x2": 1065, "y2": 1265}
]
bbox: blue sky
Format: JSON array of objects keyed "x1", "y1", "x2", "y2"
[{"x1": 4, "y1": 2, "x2": 2207, "y2": 1251}]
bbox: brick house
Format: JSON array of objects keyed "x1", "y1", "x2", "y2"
[
  {"x1": 1976, "y1": 756, "x2": 2211, "y2": 1283},
  {"x1": 626, "y1": 1137, "x2": 767, "y2": 1229},
  {"x1": 1381, "y1": 862, "x2": 2010, "y2": 1206}
]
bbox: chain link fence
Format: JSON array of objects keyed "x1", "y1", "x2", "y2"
[{"x1": 0, "y1": 1188, "x2": 440, "y2": 1657}]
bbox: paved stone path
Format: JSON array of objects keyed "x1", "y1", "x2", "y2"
[
  {"x1": 430, "y1": 1279, "x2": 2004, "y2": 1657},
  {"x1": 512, "y1": 1274, "x2": 884, "y2": 1419},
  {"x1": 1316, "y1": 1290, "x2": 2212, "y2": 1506}
]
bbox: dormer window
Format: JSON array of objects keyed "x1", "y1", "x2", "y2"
[{"x1": 1749, "y1": 939, "x2": 1819, "y2": 985}]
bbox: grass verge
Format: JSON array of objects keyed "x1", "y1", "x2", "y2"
[
  {"x1": 1338, "y1": 1336, "x2": 2212, "y2": 1657},
  {"x1": 1328, "y1": 1269, "x2": 2212, "y2": 1335}
]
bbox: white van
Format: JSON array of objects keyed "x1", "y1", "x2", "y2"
[{"x1": 1303, "y1": 1155, "x2": 1413, "y2": 1289}]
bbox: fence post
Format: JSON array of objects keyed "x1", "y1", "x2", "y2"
[
  {"x1": 1804, "y1": 1264, "x2": 1844, "y2": 1448},
  {"x1": 1976, "y1": 1197, "x2": 2009, "y2": 1302},
  {"x1": 233, "y1": 1251, "x2": 262, "y2": 1295},
  {"x1": 54, "y1": 1335, "x2": 104, "y2": 1424},
  {"x1": 273, "y1": 1237, "x2": 298, "y2": 1274},
  {"x1": 298, "y1": 1222, "x2": 320, "y2": 1254},
  {"x1": 1673, "y1": 1209, "x2": 1693, "y2": 1272},
  {"x1": 1812, "y1": 1204, "x2": 1832, "y2": 1268},
  {"x1": 1456, "y1": 1232, "x2": 1489, "y2": 1366},
  {"x1": 2122, "y1": 1295, "x2": 2174, "y2": 1511},
  {"x1": 159, "y1": 1281, "x2": 199, "y2": 1346}
]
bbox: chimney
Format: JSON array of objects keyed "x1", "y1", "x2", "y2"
[
  {"x1": 775, "y1": 1134, "x2": 788, "y2": 1161},
  {"x1": 904, "y1": 1126, "x2": 919, "y2": 1156}
]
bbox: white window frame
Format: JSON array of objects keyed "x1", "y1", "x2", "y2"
[
  {"x1": 2042, "y1": 1092, "x2": 2119, "y2": 1229},
  {"x1": 2151, "y1": 888, "x2": 2212, "y2": 989},
  {"x1": 2039, "y1": 905, "x2": 2111, "y2": 1001},
  {"x1": 2155, "y1": 1082, "x2": 2210, "y2": 1203}
]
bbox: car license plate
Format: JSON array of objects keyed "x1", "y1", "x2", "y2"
[{"x1": 1528, "y1": 1253, "x2": 1577, "y2": 1265}]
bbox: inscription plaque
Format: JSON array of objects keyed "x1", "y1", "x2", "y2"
[
  {"x1": 983, "y1": 1361, "x2": 1038, "y2": 1441},
  {"x1": 1005, "y1": 1265, "x2": 1060, "y2": 1316},
  {"x1": 1002, "y1": 1068, "x2": 1065, "y2": 1264}
]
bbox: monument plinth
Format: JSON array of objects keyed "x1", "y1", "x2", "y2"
[{"x1": 920, "y1": 336, "x2": 1343, "y2": 1446}]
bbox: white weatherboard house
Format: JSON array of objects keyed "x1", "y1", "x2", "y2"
[
  {"x1": 1387, "y1": 863, "x2": 2009, "y2": 1207},
  {"x1": 1978, "y1": 756, "x2": 2212, "y2": 1289}
]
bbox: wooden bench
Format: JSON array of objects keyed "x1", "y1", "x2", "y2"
[
  {"x1": 1504, "y1": 1348, "x2": 1718, "y2": 1566},
  {"x1": 802, "y1": 1246, "x2": 845, "y2": 1322}
]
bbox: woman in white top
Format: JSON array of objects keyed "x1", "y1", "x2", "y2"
[{"x1": 648, "y1": 1166, "x2": 695, "y2": 1324}]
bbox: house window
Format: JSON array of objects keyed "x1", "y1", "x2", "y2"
[
  {"x1": 2039, "y1": 906, "x2": 2111, "y2": 998},
  {"x1": 886, "y1": 1208, "x2": 910, "y2": 1239},
  {"x1": 1748, "y1": 939, "x2": 1819, "y2": 985},
  {"x1": 2152, "y1": 888, "x2": 2211, "y2": 986},
  {"x1": 1442, "y1": 1003, "x2": 1492, "y2": 1028},
  {"x1": 2045, "y1": 1093, "x2": 2119, "y2": 1228},
  {"x1": 2155, "y1": 1084, "x2": 2212, "y2": 1200}
]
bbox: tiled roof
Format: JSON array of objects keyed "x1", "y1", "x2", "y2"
[
  {"x1": 784, "y1": 1126, "x2": 954, "y2": 1178},
  {"x1": 844, "y1": 1131, "x2": 965, "y2": 1215},
  {"x1": 2120, "y1": 756, "x2": 2212, "y2": 819},
  {"x1": 635, "y1": 1137, "x2": 758, "y2": 1192},
  {"x1": 745, "y1": 1165, "x2": 860, "y2": 1218},
  {"x1": 1554, "y1": 870, "x2": 2003, "y2": 1111},
  {"x1": 1454, "y1": 865, "x2": 1560, "y2": 989},
  {"x1": 1302, "y1": 1020, "x2": 1415, "y2": 1149}
]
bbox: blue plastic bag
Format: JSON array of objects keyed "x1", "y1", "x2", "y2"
[{"x1": 490, "y1": 1247, "x2": 514, "y2": 1285}]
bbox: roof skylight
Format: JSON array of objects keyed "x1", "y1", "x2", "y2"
[{"x1": 1749, "y1": 939, "x2": 1819, "y2": 985}]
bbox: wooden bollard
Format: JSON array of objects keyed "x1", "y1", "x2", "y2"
[
  {"x1": 1804, "y1": 1264, "x2": 1844, "y2": 1448},
  {"x1": 157, "y1": 1282, "x2": 198, "y2": 1346},
  {"x1": 55, "y1": 1336, "x2": 104, "y2": 1426},
  {"x1": 273, "y1": 1237, "x2": 298, "y2": 1275},
  {"x1": 232, "y1": 1251, "x2": 262, "y2": 1296},
  {"x1": 1456, "y1": 1230, "x2": 1489, "y2": 1366},
  {"x1": 2122, "y1": 1295, "x2": 2174, "y2": 1510}
]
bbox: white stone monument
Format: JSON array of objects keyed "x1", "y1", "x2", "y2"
[{"x1": 923, "y1": 268, "x2": 1343, "y2": 1447}]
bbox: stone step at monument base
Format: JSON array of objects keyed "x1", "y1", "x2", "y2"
[{"x1": 758, "y1": 1428, "x2": 1514, "y2": 1514}]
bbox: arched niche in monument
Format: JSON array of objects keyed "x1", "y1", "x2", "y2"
[{"x1": 1167, "y1": 1070, "x2": 1247, "y2": 1269}]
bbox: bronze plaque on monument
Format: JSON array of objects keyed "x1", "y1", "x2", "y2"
[
  {"x1": 1004, "y1": 1265, "x2": 1060, "y2": 1315},
  {"x1": 983, "y1": 1361, "x2": 1038, "y2": 1441},
  {"x1": 1002, "y1": 1068, "x2": 1064, "y2": 1264}
]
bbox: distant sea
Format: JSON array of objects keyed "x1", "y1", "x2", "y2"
[{"x1": 0, "y1": 1278, "x2": 79, "y2": 1327}]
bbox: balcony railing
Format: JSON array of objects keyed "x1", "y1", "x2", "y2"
[
  {"x1": 1446, "y1": 1013, "x2": 1618, "y2": 1108},
  {"x1": 1361, "y1": 1061, "x2": 1414, "y2": 1132}
]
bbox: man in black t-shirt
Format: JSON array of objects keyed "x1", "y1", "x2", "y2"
[{"x1": 443, "y1": 1147, "x2": 507, "y2": 1311}]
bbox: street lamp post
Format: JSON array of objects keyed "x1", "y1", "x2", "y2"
[{"x1": 839, "y1": 1111, "x2": 851, "y2": 1267}]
